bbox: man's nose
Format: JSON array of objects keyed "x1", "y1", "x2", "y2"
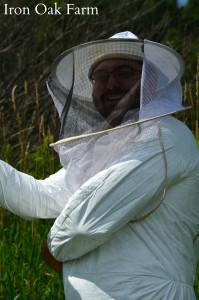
[{"x1": 106, "y1": 74, "x2": 120, "y2": 89}]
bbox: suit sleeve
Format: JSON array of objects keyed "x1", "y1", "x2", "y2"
[{"x1": 0, "y1": 161, "x2": 70, "y2": 219}]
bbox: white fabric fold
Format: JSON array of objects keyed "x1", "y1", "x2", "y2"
[{"x1": 0, "y1": 164, "x2": 70, "y2": 219}]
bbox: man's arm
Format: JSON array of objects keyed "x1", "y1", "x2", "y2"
[
  {"x1": 47, "y1": 119, "x2": 199, "y2": 262},
  {"x1": 41, "y1": 239, "x2": 62, "y2": 274},
  {"x1": 0, "y1": 161, "x2": 70, "y2": 219},
  {"x1": 46, "y1": 123, "x2": 171, "y2": 261}
]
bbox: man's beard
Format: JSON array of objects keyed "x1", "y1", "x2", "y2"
[{"x1": 93, "y1": 82, "x2": 140, "y2": 127}]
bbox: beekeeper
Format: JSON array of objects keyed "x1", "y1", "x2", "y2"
[{"x1": 0, "y1": 32, "x2": 199, "y2": 300}]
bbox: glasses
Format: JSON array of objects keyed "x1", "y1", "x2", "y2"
[{"x1": 91, "y1": 65, "x2": 142, "y2": 84}]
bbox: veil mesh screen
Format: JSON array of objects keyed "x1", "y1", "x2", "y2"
[{"x1": 47, "y1": 38, "x2": 185, "y2": 191}]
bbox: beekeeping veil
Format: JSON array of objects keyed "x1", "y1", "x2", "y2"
[{"x1": 47, "y1": 31, "x2": 189, "y2": 193}]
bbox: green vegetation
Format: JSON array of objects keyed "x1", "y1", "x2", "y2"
[
  {"x1": 0, "y1": 215, "x2": 64, "y2": 299},
  {"x1": 0, "y1": 82, "x2": 63, "y2": 299}
]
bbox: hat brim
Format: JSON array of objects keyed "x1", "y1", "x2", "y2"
[{"x1": 49, "y1": 38, "x2": 144, "y2": 101}]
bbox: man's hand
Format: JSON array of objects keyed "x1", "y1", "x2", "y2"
[{"x1": 41, "y1": 239, "x2": 63, "y2": 274}]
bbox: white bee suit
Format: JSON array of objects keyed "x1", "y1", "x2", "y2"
[
  {"x1": 47, "y1": 116, "x2": 199, "y2": 300},
  {"x1": 0, "y1": 163, "x2": 69, "y2": 219},
  {"x1": 45, "y1": 31, "x2": 199, "y2": 299}
]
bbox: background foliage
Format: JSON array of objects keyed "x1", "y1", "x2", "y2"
[{"x1": 0, "y1": 0, "x2": 199, "y2": 299}]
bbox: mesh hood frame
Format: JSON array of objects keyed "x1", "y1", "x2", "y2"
[{"x1": 47, "y1": 37, "x2": 189, "y2": 146}]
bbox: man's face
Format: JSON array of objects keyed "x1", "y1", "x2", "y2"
[{"x1": 91, "y1": 58, "x2": 142, "y2": 119}]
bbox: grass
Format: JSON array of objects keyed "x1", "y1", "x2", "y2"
[
  {"x1": 0, "y1": 64, "x2": 199, "y2": 299},
  {"x1": 0, "y1": 214, "x2": 64, "y2": 299},
  {"x1": 0, "y1": 81, "x2": 64, "y2": 299}
]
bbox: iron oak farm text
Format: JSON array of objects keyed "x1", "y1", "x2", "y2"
[{"x1": 3, "y1": 3, "x2": 99, "y2": 15}]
